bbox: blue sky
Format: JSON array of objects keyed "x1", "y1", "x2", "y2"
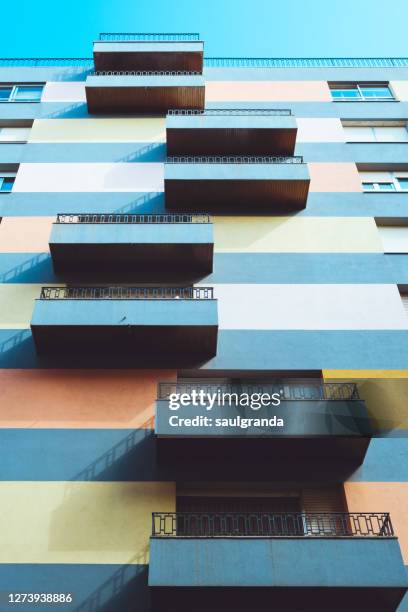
[{"x1": 1, "y1": 0, "x2": 407, "y2": 58}]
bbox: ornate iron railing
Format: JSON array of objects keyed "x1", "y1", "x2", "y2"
[
  {"x1": 167, "y1": 108, "x2": 292, "y2": 116},
  {"x1": 39, "y1": 287, "x2": 214, "y2": 300},
  {"x1": 158, "y1": 381, "x2": 360, "y2": 401},
  {"x1": 205, "y1": 57, "x2": 408, "y2": 68},
  {"x1": 56, "y1": 213, "x2": 211, "y2": 224},
  {"x1": 0, "y1": 57, "x2": 407, "y2": 68},
  {"x1": 152, "y1": 512, "x2": 393, "y2": 537},
  {"x1": 166, "y1": 155, "x2": 303, "y2": 164},
  {"x1": 99, "y1": 33, "x2": 201, "y2": 42},
  {"x1": 91, "y1": 70, "x2": 201, "y2": 76}
]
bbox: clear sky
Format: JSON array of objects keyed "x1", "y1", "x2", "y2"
[{"x1": 2, "y1": 0, "x2": 407, "y2": 58}]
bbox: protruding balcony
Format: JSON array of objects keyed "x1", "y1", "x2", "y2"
[
  {"x1": 86, "y1": 71, "x2": 205, "y2": 114},
  {"x1": 149, "y1": 512, "x2": 407, "y2": 612},
  {"x1": 155, "y1": 380, "x2": 372, "y2": 479},
  {"x1": 30, "y1": 286, "x2": 218, "y2": 364},
  {"x1": 166, "y1": 109, "x2": 298, "y2": 156},
  {"x1": 93, "y1": 33, "x2": 204, "y2": 73},
  {"x1": 49, "y1": 213, "x2": 214, "y2": 281},
  {"x1": 164, "y1": 156, "x2": 310, "y2": 212}
]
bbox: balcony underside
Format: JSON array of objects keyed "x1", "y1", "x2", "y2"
[
  {"x1": 31, "y1": 300, "x2": 218, "y2": 364},
  {"x1": 150, "y1": 585, "x2": 406, "y2": 612},
  {"x1": 149, "y1": 538, "x2": 407, "y2": 612},
  {"x1": 86, "y1": 76, "x2": 205, "y2": 114},
  {"x1": 167, "y1": 127, "x2": 297, "y2": 156},
  {"x1": 93, "y1": 41, "x2": 204, "y2": 72},
  {"x1": 50, "y1": 243, "x2": 213, "y2": 280},
  {"x1": 165, "y1": 178, "x2": 310, "y2": 212}
]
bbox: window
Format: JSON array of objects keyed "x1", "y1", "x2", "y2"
[
  {"x1": 0, "y1": 176, "x2": 15, "y2": 192},
  {"x1": 329, "y1": 82, "x2": 395, "y2": 101},
  {"x1": 361, "y1": 173, "x2": 408, "y2": 192},
  {"x1": 377, "y1": 225, "x2": 408, "y2": 253},
  {"x1": 342, "y1": 122, "x2": 408, "y2": 143},
  {"x1": 0, "y1": 85, "x2": 43, "y2": 103},
  {"x1": 0, "y1": 127, "x2": 31, "y2": 143}
]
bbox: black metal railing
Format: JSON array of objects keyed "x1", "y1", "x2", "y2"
[
  {"x1": 167, "y1": 108, "x2": 292, "y2": 116},
  {"x1": 39, "y1": 286, "x2": 214, "y2": 300},
  {"x1": 166, "y1": 155, "x2": 303, "y2": 164},
  {"x1": 99, "y1": 33, "x2": 201, "y2": 41},
  {"x1": 158, "y1": 381, "x2": 360, "y2": 401},
  {"x1": 91, "y1": 70, "x2": 201, "y2": 76},
  {"x1": 56, "y1": 213, "x2": 211, "y2": 224},
  {"x1": 152, "y1": 512, "x2": 393, "y2": 537}
]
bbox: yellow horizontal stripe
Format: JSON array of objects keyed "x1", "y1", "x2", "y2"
[
  {"x1": 0, "y1": 482, "x2": 175, "y2": 564},
  {"x1": 0, "y1": 284, "x2": 55, "y2": 329},
  {"x1": 213, "y1": 217, "x2": 383, "y2": 253},
  {"x1": 29, "y1": 119, "x2": 166, "y2": 143}
]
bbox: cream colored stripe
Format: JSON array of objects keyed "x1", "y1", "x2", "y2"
[
  {"x1": 0, "y1": 482, "x2": 175, "y2": 564},
  {"x1": 213, "y1": 217, "x2": 383, "y2": 253},
  {"x1": 29, "y1": 119, "x2": 166, "y2": 143}
]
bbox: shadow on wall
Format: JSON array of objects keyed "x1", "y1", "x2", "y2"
[
  {"x1": 113, "y1": 192, "x2": 165, "y2": 215},
  {"x1": 74, "y1": 564, "x2": 149, "y2": 612},
  {"x1": 0, "y1": 253, "x2": 57, "y2": 284},
  {"x1": 69, "y1": 422, "x2": 156, "y2": 482},
  {"x1": 45, "y1": 102, "x2": 90, "y2": 119},
  {"x1": 116, "y1": 143, "x2": 166, "y2": 163}
]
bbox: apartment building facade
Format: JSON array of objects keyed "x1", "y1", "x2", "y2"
[{"x1": 0, "y1": 34, "x2": 408, "y2": 610}]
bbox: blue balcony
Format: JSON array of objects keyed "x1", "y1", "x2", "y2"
[
  {"x1": 85, "y1": 72, "x2": 205, "y2": 114},
  {"x1": 154, "y1": 381, "x2": 371, "y2": 479},
  {"x1": 93, "y1": 33, "x2": 204, "y2": 72},
  {"x1": 49, "y1": 214, "x2": 214, "y2": 281},
  {"x1": 149, "y1": 512, "x2": 407, "y2": 611},
  {"x1": 164, "y1": 156, "x2": 310, "y2": 212},
  {"x1": 30, "y1": 286, "x2": 218, "y2": 364},
  {"x1": 166, "y1": 109, "x2": 298, "y2": 156}
]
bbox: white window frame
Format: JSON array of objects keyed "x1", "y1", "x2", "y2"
[
  {"x1": 362, "y1": 177, "x2": 408, "y2": 192},
  {"x1": 330, "y1": 83, "x2": 395, "y2": 102},
  {"x1": 0, "y1": 85, "x2": 43, "y2": 103}
]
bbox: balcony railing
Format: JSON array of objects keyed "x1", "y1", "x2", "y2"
[
  {"x1": 39, "y1": 287, "x2": 214, "y2": 300},
  {"x1": 56, "y1": 213, "x2": 211, "y2": 224},
  {"x1": 152, "y1": 512, "x2": 394, "y2": 537},
  {"x1": 91, "y1": 70, "x2": 201, "y2": 77},
  {"x1": 157, "y1": 381, "x2": 360, "y2": 401},
  {"x1": 99, "y1": 33, "x2": 201, "y2": 42},
  {"x1": 167, "y1": 108, "x2": 292, "y2": 116},
  {"x1": 205, "y1": 57, "x2": 408, "y2": 68},
  {"x1": 0, "y1": 57, "x2": 407, "y2": 68},
  {"x1": 166, "y1": 155, "x2": 304, "y2": 164}
]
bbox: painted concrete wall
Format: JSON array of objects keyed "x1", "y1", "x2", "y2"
[
  {"x1": 0, "y1": 481, "x2": 175, "y2": 564},
  {"x1": 13, "y1": 163, "x2": 164, "y2": 192},
  {"x1": 29, "y1": 119, "x2": 166, "y2": 143}
]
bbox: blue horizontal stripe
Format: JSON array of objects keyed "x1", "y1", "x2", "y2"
[
  {"x1": 0, "y1": 143, "x2": 165, "y2": 164},
  {"x1": 2, "y1": 192, "x2": 408, "y2": 217},
  {"x1": 2, "y1": 329, "x2": 408, "y2": 369},
  {"x1": 2, "y1": 101, "x2": 408, "y2": 120},
  {"x1": 0, "y1": 253, "x2": 400, "y2": 284},
  {"x1": 0, "y1": 564, "x2": 148, "y2": 611},
  {"x1": 349, "y1": 436, "x2": 408, "y2": 482},
  {"x1": 296, "y1": 142, "x2": 408, "y2": 164},
  {"x1": 0, "y1": 429, "x2": 406, "y2": 482}
]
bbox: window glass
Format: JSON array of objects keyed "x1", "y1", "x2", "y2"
[
  {"x1": 331, "y1": 88, "x2": 360, "y2": 99},
  {"x1": 362, "y1": 182, "x2": 375, "y2": 190},
  {"x1": 0, "y1": 127, "x2": 31, "y2": 142},
  {"x1": 373, "y1": 126, "x2": 408, "y2": 142},
  {"x1": 0, "y1": 87, "x2": 12, "y2": 101},
  {"x1": 13, "y1": 86, "x2": 43, "y2": 101},
  {"x1": 343, "y1": 126, "x2": 376, "y2": 142},
  {"x1": 378, "y1": 182, "x2": 396, "y2": 191},
  {"x1": 397, "y1": 178, "x2": 408, "y2": 190},
  {"x1": 360, "y1": 86, "x2": 393, "y2": 99},
  {"x1": 0, "y1": 177, "x2": 15, "y2": 192}
]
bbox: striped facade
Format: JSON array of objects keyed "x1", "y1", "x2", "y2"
[{"x1": 1, "y1": 38, "x2": 408, "y2": 610}]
